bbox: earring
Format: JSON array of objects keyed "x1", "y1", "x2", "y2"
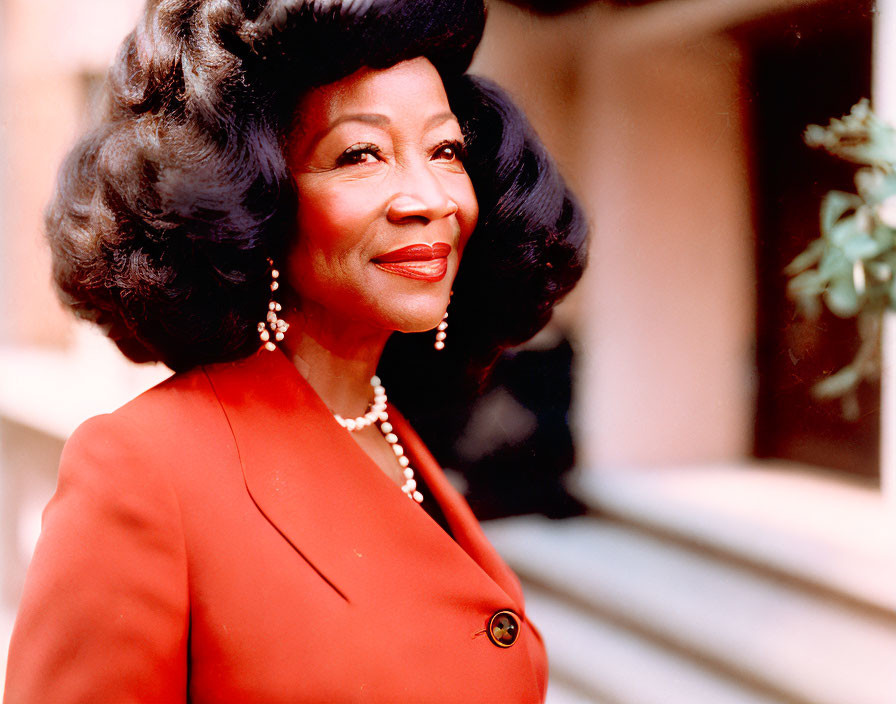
[
  {"x1": 258, "y1": 258, "x2": 288, "y2": 352},
  {"x1": 434, "y1": 291, "x2": 452, "y2": 351}
]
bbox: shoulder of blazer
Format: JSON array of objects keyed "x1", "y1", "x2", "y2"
[
  {"x1": 7, "y1": 398, "x2": 193, "y2": 701},
  {"x1": 95, "y1": 352, "x2": 266, "y2": 464},
  {"x1": 111, "y1": 361, "x2": 224, "y2": 433},
  {"x1": 57, "y1": 355, "x2": 257, "y2": 501}
]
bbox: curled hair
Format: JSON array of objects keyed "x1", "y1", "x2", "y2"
[{"x1": 48, "y1": 0, "x2": 587, "y2": 380}]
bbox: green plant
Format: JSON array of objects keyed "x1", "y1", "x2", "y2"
[{"x1": 786, "y1": 99, "x2": 896, "y2": 417}]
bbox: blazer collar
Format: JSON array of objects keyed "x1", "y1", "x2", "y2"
[{"x1": 202, "y1": 347, "x2": 524, "y2": 609}]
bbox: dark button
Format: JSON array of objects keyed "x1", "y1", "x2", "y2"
[{"x1": 488, "y1": 610, "x2": 520, "y2": 648}]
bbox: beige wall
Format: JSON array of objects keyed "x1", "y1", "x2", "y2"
[
  {"x1": 0, "y1": 0, "x2": 144, "y2": 346},
  {"x1": 474, "y1": 2, "x2": 756, "y2": 468}
]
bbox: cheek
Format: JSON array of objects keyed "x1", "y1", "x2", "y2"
[
  {"x1": 290, "y1": 181, "x2": 378, "y2": 278},
  {"x1": 295, "y1": 186, "x2": 361, "y2": 251},
  {"x1": 454, "y1": 178, "x2": 479, "y2": 254}
]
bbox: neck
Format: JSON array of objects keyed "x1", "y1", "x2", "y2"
[{"x1": 279, "y1": 301, "x2": 392, "y2": 418}]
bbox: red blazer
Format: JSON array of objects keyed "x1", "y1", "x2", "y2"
[{"x1": 5, "y1": 347, "x2": 547, "y2": 702}]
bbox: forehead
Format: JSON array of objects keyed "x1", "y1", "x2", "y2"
[{"x1": 293, "y1": 57, "x2": 454, "y2": 132}]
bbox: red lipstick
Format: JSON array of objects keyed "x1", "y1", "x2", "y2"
[
  {"x1": 373, "y1": 243, "x2": 452, "y2": 282},
  {"x1": 374, "y1": 243, "x2": 452, "y2": 263}
]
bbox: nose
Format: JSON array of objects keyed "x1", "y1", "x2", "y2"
[{"x1": 386, "y1": 166, "x2": 459, "y2": 224}]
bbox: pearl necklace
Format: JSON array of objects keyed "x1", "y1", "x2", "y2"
[{"x1": 334, "y1": 376, "x2": 424, "y2": 503}]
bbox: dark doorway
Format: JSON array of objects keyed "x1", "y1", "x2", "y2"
[{"x1": 739, "y1": 1, "x2": 878, "y2": 479}]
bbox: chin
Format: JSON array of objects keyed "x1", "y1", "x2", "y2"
[
  {"x1": 389, "y1": 311, "x2": 447, "y2": 334},
  {"x1": 359, "y1": 263, "x2": 455, "y2": 329},
  {"x1": 379, "y1": 294, "x2": 450, "y2": 334}
]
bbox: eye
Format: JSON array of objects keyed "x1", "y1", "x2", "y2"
[
  {"x1": 432, "y1": 139, "x2": 467, "y2": 163},
  {"x1": 336, "y1": 143, "x2": 383, "y2": 166}
]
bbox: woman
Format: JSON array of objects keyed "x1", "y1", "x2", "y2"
[{"x1": 5, "y1": 1, "x2": 586, "y2": 701}]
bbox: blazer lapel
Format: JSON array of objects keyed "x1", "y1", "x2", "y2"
[{"x1": 202, "y1": 348, "x2": 523, "y2": 611}]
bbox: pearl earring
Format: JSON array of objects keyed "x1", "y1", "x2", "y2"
[
  {"x1": 257, "y1": 258, "x2": 288, "y2": 352},
  {"x1": 434, "y1": 291, "x2": 452, "y2": 351}
]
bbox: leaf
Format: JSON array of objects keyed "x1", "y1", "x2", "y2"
[
  {"x1": 824, "y1": 275, "x2": 860, "y2": 317},
  {"x1": 820, "y1": 191, "x2": 862, "y2": 235},
  {"x1": 818, "y1": 248, "x2": 850, "y2": 279},
  {"x1": 857, "y1": 121, "x2": 896, "y2": 165},
  {"x1": 787, "y1": 269, "x2": 826, "y2": 297},
  {"x1": 888, "y1": 276, "x2": 896, "y2": 309},
  {"x1": 788, "y1": 268, "x2": 825, "y2": 318},
  {"x1": 806, "y1": 100, "x2": 896, "y2": 166},
  {"x1": 863, "y1": 169, "x2": 896, "y2": 204},
  {"x1": 878, "y1": 171, "x2": 896, "y2": 200},
  {"x1": 872, "y1": 223, "x2": 895, "y2": 251},
  {"x1": 785, "y1": 238, "x2": 825, "y2": 275},
  {"x1": 843, "y1": 232, "x2": 885, "y2": 261},
  {"x1": 866, "y1": 260, "x2": 892, "y2": 282},
  {"x1": 826, "y1": 216, "x2": 859, "y2": 247},
  {"x1": 797, "y1": 294, "x2": 823, "y2": 319},
  {"x1": 813, "y1": 365, "x2": 860, "y2": 399},
  {"x1": 791, "y1": 100, "x2": 896, "y2": 411},
  {"x1": 855, "y1": 167, "x2": 885, "y2": 200}
]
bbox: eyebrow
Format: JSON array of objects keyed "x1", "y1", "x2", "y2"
[{"x1": 308, "y1": 111, "x2": 459, "y2": 149}]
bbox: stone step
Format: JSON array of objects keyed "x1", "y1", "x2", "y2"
[
  {"x1": 569, "y1": 463, "x2": 896, "y2": 617},
  {"x1": 526, "y1": 583, "x2": 785, "y2": 704},
  {"x1": 484, "y1": 516, "x2": 896, "y2": 704},
  {"x1": 544, "y1": 677, "x2": 610, "y2": 704}
]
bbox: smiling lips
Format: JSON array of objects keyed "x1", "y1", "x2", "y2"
[{"x1": 373, "y1": 243, "x2": 452, "y2": 281}]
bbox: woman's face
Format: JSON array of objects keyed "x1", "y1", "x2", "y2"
[{"x1": 286, "y1": 57, "x2": 478, "y2": 334}]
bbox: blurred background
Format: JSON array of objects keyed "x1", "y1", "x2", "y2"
[{"x1": 2, "y1": 0, "x2": 895, "y2": 702}]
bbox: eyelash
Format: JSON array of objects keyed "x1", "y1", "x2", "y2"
[
  {"x1": 335, "y1": 139, "x2": 468, "y2": 167},
  {"x1": 433, "y1": 139, "x2": 468, "y2": 163},
  {"x1": 336, "y1": 143, "x2": 382, "y2": 166}
]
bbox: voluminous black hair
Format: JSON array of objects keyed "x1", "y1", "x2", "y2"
[{"x1": 48, "y1": 0, "x2": 587, "y2": 383}]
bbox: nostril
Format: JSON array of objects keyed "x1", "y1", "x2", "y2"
[
  {"x1": 387, "y1": 194, "x2": 431, "y2": 222},
  {"x1": 388, "y1": 197, "x2": 451, "y2": 221}
]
